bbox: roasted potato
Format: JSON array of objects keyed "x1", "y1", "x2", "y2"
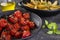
[{"x1": 24, "y1": 0, "x2": 60, "y2": 10}]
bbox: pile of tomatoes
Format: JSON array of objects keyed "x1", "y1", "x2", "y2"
[{"x1": 0, "y1": 10, "x2": 35, "y2": 40}]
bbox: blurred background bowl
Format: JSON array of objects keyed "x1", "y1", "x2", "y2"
[{"x1": 20, "y1": 0, "x2": 60, "y2": 17}]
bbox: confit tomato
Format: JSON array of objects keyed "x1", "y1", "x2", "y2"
[
  {"x1": 10, "y1": 29, "x2": 17, "y2": 36},
  {"x1": 1, "y1": 31, "x2": 11, "y2": 40},
  {"x1": 6, "y1": 23, "x2": 14, "y2": 31},
  {"x1": 8, "y1": 15, "x2": 18, "y2": 23},
  {"x1": 0, "y1": 27, "x2": 2, "y2": 31},
  {"x1": 21, "y1": 25, "x2": 30, "y2": 31},
  {"x1": 15, "y1": 32, "x2": 22, "y2": 38},
  {"x1": 23, "y1": 13, "x2": 30, "y2": 19},
  {"x1": 5, "y1": 34, "x2": 11, "y2": 40},
  {"x1": 14, "y1": 23, "x2": 21, "y2": 31},
  {"x1": 14, "y1": 10, "x2": 22, "y2": 19},
  {"x1": 20, "y1": 17, "x2": 27, "y2": 25},
  {"x1": 25, "y1": 19, "x2": 30, "y2": 24},
  {"x1": 1, "y1": 31, "x2": 7, "y2": 38},
  {"x1": 22, "y1": 31, "x2": 31, "y2": 38},
  {"x1": 0, "y1": 19, "x2": 7, "y2": 28},
  {"x1": 28, "y1": 21, "x2": 35, "y2": 29}
]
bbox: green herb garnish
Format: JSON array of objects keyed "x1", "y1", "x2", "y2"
[{"x1": 42, "y1": 20, "x2": 60, "y2": 34}]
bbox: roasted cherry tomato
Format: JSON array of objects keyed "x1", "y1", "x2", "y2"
[
  {"x1": 14, "y1": 10, "x2": 22, "y2": 19},
  {"x1": 1, "y1": 31, "x2": 7, "y2": 38},
  {"x1": 1, "y1": 31, "x2": 11, "y2": 40},
  {"x1": 5, "y1": 34, "x2": 11, "y2": 40},
  {"x1": 20, "y1": 17, "x2": 27, "y2": 25},
  {"x1": 8, "y1": 15, "x2": 18, "y2": 23},
  {"x1": 14, "y1": 23, "x2": 20, "y2": 31},
  {"x1": 23, "y1": 13, "x2": 30, "y2": 19},
  {"x1": 28, "y1": 21, "x2": 35, "y2": 29},
  {"x1": 6, "y1": 23, "x2": 14, "y2": 31},
  {"x1": 22, "y1": 31, "x2": 31, "y2": 38},
  {"x1": 15, "y1": 32, "x2": 22, "y2": 38},
  {"x1": 21, "y1": 25, "x2": 30, "y2": 31},
  {"x1": 25, "y1": 19, "x2": 30, "y2": 24},
  {"x1": 0, "y1": 27, "x2": 2, "y2": 31},
  {"x1": 0, "y1": 19, "x2": 7, "y2": 28},
  {"x1": 10, "y1": 29, "x2": 17, "y2": 36}
]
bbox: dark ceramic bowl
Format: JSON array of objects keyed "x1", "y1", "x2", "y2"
[
  {"x1": 0, "y1": 12, "x2": 4, "y2": 18},
  {"x1": 2, "y1": 9, "x2": 42, "y2": 40},
  {"x1": 20, "y1": 0, "x2": 60, "y2": 17}
]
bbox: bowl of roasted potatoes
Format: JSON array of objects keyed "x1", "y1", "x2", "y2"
[{"x1": 20, "y1": 0, "x2": 60, "y2": 17}]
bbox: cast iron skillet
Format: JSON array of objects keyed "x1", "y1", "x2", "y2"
[
  {"x1": 19, "y1": 0, "x2": 60, "y2": 17},
  {"x1": 2, "y1": 9, "x2": 42, "y2": 40}
]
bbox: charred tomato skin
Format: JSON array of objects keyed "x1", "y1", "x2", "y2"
[
  {"x1": 22, "y1": 31, "x2": 31, "y2": 38},
  {"x1": 6, "y1": 23, "x2": 14, "y2": 31},
  {"x1": 10, "y1": 29, "x2": 17, "y2": 36},
  {"x1": 21, "y1": 25, "x2": 30, "y2": 31},
  {"x1": 20, "y1": 17, "x2": 27, "y2": 25},
  {"x1": 5, "y1": 34, "x2": 11, "y2": 40},
  {"x1": 0, "y1": 27, "x2": 2, "y2": 31},
  {"x1": 14, "y1": 23, "x2": 21, "y2": 31},
  {"x1": 28, "y1": 21, "x2": 35, "y2": 29},
  {"x1": 14, "y1": 10, "x2": 22, "y2": 19},
  {"x1": 8, "y1": 15, "x2": 18, "y2": 23},
  {"x1": 23, "y1": 13, "x2": 30, "y2": 19},
  {"x1": 15, "y1": 32, "x2": 22, "y2": 38},
  {"x1": 0, "y1": 19, "x2": 7, "y2": 28}
]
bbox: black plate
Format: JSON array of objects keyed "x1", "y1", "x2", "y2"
[
  {"x1": 20, "y1": 0, "x2": 60, "y2": 17},
  {"x1": 2, "y1": 9, "x2": 42, "y2": 40}
]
